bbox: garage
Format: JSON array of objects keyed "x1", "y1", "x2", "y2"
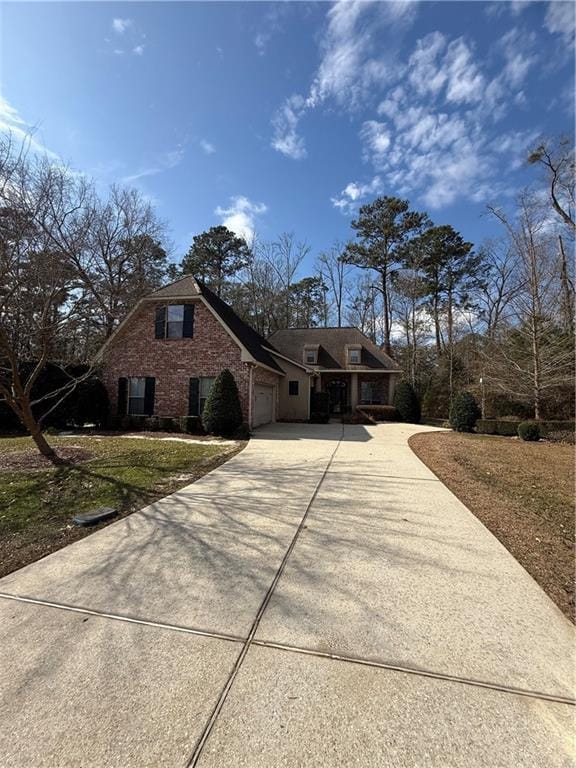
[{"x1": 253, "y1": 384, "x2": 275, "y2": 427}]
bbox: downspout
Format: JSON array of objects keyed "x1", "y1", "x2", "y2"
[{"x1": 248, "y1": 364, "x2": 254, "y2": 429}]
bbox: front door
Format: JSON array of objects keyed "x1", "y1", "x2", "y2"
[{"x1": 327, "y1": 380, "x2": 347, "y2": 414}]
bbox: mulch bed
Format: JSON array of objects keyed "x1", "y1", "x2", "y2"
[
  {"x1": 0, "y1": 447, "x2": 94, "y2": 472},
  {"x1": 409, "y1": 431, "x2": 575, "y2": 622}
]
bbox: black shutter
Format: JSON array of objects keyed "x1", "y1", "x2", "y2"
[
  {"x1": 117, "y1": 377, "x2": 128, "y2": 416},
  {"x1": 155, "y1": 306, "x2": 166, "y2": 339},
  {"x1": 183, "y1": 304, "x2": 195, "y2": 338},
  {"x1": 188, "y1": 378, "x2": 200, "y2": 416},
  {"x1": 144, "y1": 377, "x2": 156, "y2": 416}
]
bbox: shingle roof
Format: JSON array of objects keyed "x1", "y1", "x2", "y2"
[
  {"x1": 198, "y1": 282, "x2": 284, "y2": 374},
  {"x1": 149, "y1": 275, "x2": 202, "y2": 298},
  {"x1": 267, "y1": 328, "x2": 401, "y2": 371}
]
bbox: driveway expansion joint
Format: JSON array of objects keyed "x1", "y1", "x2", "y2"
[
  {"x1": 0, "y1": 592, "x2": 245, "y2": 645},
  {"x1": 251, "y1": 639, "x2": 576, "y2": 706},
  {"x1": 185, "y1": 426, "x2": 345, "y2": 768}
]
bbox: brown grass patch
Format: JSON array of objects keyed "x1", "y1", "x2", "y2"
[{"x1": 409, "y1": 431, "x2": 575, "y2": 622}]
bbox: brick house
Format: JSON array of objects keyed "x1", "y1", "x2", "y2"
[{"x1": 96, "y1": 275, "x2": 402, "y2": 429}]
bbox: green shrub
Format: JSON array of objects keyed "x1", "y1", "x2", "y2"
[
  {"x1": 233, "y1": 422, "x2": 251, "y2": 440},
  {"x1": 393, "y1": 382, "x2": 421, "y2": 423},
  {"x1": 202, "y1": 369, "x2": 243, "y2": 437},
  {"x1": 449, "y1": 391, "x2": 480, "y2": 432},
  {"x1": 518, "y1": 421, "x2": 541, "y2": 441}
]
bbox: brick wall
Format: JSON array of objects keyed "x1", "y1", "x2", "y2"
[{"x1": 101, "y1": 299, "x2": 252, "y2": 420}]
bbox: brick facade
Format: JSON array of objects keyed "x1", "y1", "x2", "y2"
[{"x1": 101, "y1": 299, "x2": 257, "y2": 421}]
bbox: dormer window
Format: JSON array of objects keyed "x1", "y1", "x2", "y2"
[
  {"x1": 347, "y1": 346, "x2": 361, "y2": 364},
  {"x1": 303, "y1": 344, "x2": 319, "y2": 365}
]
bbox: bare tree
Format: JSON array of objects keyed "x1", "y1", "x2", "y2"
[
  {"x1": 528, "y1": 136, "x2": 575, "y2": 231},
  {"x1": 487, "y1": 192, "x2": 574, "y2": 419},
  {"x1": 0, "y1": 138, "x2": 90, "y2": 461},
  {"x1": 316, "y1": 242, "x2": 350, "y2": 327}
]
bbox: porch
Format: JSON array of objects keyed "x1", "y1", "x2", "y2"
[{"x1": 314, "y1": 372, "x2": 397, "y2": 416}]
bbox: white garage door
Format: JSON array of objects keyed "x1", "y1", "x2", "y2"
[{"x1": 254, "y1": 384, "x2": 274, "y2": 427}]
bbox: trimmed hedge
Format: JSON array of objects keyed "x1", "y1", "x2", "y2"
[
  {"x1": 393, "y1": 382, "x2": 421, "y2": 424},
  {"x1": 477, "y1": 419, "x2": 575, "y2": 438},
  {"x1": 356, "y1": 405, "x2": 399, "y2": 422},
  {"x1": 518, "y1": 421, "x2": 541, "y2": 441}
]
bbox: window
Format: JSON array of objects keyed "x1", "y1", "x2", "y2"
[
  {"x1": 167, "y1": 304, "x2": 184, "y2": 338},
  {"x1": 155, "y1": 304, "x2": 194, "y2": 339},
  {"x1": 348, "y1": 348, "x2": 361, "y2": 364},
  {"x1": 360, "y1": 381, "x2": 382, "y2": 405},
  {"x1": 288, "y1": 380, "x2": 299, "y2": 396},
  {"x1": 128, "y1": 377, "x2": 146, "y2": 415},
  {"x1": 305, "y1": 350, "x2": 317, "y2": 364},
  {"x1": 199, "y1": 377, "x2": 215, "y2": 414}
]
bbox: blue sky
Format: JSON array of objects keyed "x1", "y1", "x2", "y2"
[{"x1": 1, "y1": 1, "x2": 574, "y2": 271}]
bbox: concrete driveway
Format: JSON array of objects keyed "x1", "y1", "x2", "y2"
[{"x1": 0, "y1": 423, "x2": 573, "y2": 767}]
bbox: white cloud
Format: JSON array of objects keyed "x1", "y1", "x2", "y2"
[
  {"x1": 332, "y1": 176, "x2": 383, "y2": 214},
  {"x1": 112, "y1": 18, "x2": 132, "y2": 34},
  {"x1": 271, "y1": 1, "x2": 416, "y2": 159},
  {"x1": 215, "y1": 196, "x2": 267, "y2": 241},
  {"x1": 544, "y1": 0, "x2": 576, "y2": 46},
  {"x1": 271, "y1": 94, "x2": 307, "y2": 159},
  {"x1": 121, "y1": 148, "x2": 184, "y2": 184},
  {"x1": 360, "y1": 121, "x2": 391, "y2": 164},
  {"x1": 133, "y1": 45, "x2": 145, "y2": 56},
  {"x1": 0, "y1": 96, "x2": 59, "y2": 159},
  {"x1": 444, "y1": 38, "x2": 485, "y2": 104},
  {"x1": 199, "y1": 139, "x2": 216, "y2": 155}
]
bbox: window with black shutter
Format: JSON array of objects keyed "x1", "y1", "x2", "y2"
[
  {"x1": 144, "y1": 377, "x2": 156, "y2": 415},
  {"x1": 288, "y1": 380, "x2": 299, "y2": 396},
  {"x1": 155, "y1": 304, "x2": 194, "y2": 339},
  {"x1": 117, "y1": 377, "x2": 128, "y2": 415},
  {"x1": 188, "y1": 378, "x2": 200, "y2": 416}
]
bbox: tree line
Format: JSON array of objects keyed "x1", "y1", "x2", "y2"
[{"x1": 0, "y1": 132, "x2": 574, "y2": 459}]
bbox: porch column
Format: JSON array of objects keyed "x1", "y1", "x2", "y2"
[
  {"x1": 388, "y1": 373, "x2": 398, "y2": 405},
  {"x1": 350, "y1": 373, "x2": 358, "y2": 409}
]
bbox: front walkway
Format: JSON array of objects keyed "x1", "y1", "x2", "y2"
[{"x1": 0, "y1": 424, "x2": 573, "y2": 766}]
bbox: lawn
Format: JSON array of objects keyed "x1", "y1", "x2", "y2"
[
  {"x1": 409, "y1": 431, "x2": 575, "y2": 621},
  {"x1": 0, "y1": 435, "x2": 243, "y2": 578}
]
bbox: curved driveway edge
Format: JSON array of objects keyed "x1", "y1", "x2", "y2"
[{"x1": 0, "y1": 423, "x2": 573, "y2": 767}]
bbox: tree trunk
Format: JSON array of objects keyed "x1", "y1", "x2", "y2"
[
  {"x1": 381, "y1": 271, "x2": 391, "y2": 355},
  {"x1": 558, "y1": 235, "x2": 575, "y2": 334},
  {"x1": 20, "y1": 404, "x2": 63, "y2": 464}
]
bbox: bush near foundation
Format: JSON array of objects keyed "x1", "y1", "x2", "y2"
[{"x1": 202, "y1": 369, "x2": 243, "y2": 437}]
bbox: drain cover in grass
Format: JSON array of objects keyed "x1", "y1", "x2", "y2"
[{"x1": 73, "y1": 507, "x2": 118, "y2": 527}]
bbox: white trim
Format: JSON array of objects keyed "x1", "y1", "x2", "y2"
[
  {"x1": 318, "y1": 368, "x2": 401, "y2": 373},
  {"x1": 248, "y1": 364, "x2": 254, "y2": 428},
  {"x1": 267, "y1": 349, "x2": 313, "y2": 373}
]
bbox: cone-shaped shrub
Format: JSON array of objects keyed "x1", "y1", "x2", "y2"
[
  {"x1": 393, "y1": 381, "x2": 421, "y2": 424},
  {"x1": 202, "y1": 369, "x2": 243, "y2": 437},
  {"x1": 449, "y1": 391, "x2": 480, "y2": 432}
]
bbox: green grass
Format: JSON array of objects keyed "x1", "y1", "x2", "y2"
[{"x1": 0, "y1": 436, "x2": 235, "y2": 537}]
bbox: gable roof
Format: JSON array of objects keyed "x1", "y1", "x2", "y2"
[
  {"x1": 267, "y1": 327, "x2": 402, "y2": 371},
  {"x1": 95, "y1": 274, "x2": 285, "y2": 374}
]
